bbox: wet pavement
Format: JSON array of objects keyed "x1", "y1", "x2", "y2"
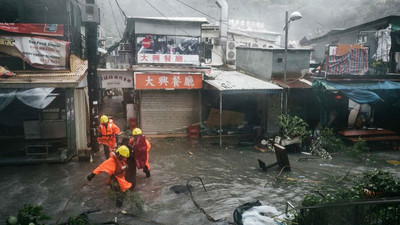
[{"x1": 1, "y1": 96, "x2": 400, "y2": 225}]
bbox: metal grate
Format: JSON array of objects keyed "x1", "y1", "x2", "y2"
[{"x1": 296, "y1": 198, "x2": 400, "y2": 225}]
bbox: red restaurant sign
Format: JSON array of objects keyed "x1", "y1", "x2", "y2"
[
  {"x1": 135, "y1": 73, "x2": 202, "y2": 90},
  {"x1": 0, "y1": 23, "x2": 64, "y2": 37}
]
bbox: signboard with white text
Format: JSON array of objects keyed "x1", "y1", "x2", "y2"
[
  {"x1": 0, "y1": 35, "x2": 69, "y2": 70},
  {"x1": 136, "y1": 34, "x2": 199, "y2": 65},
  {"x1": 134, "y1": 73, "x2": 202, "y2": 90},
  {"x1": 100, "y1": 71, "x2": 133, "y2": 88}
]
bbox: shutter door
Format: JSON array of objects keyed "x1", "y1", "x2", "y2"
[{"x1": 140, "y1": 90, "x2": 199, "y2": 134}]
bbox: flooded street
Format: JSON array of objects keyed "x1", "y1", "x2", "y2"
[{"x1": 2, "y1": 133, "x2": 400, "y2": 224}]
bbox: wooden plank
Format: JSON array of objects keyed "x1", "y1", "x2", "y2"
[
  {"x1": 347, "y1": 135, "x2": 400, "y2": 142},
  {"x1": 338, "y1": 129, "x2": 395, "y2": 137}
]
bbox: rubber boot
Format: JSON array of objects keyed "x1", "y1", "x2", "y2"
[{"x1": 143, "y1": 166, "x2": 151, "y2": 178}]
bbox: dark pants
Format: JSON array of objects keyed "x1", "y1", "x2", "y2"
[
  {"x1": 104, "y1": 145, "x2": 110, "y2": 159},
  {"x1": 125, "y1": 156, "x2": 136, "y2": 189},
  {"x1": 109, "y1": 176, "x2": 124, "y2": 207}
]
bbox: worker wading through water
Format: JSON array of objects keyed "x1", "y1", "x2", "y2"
[
  {"x1": 127, "y1": 128, "x2": 151, "y2": 188},
  {"x1": 97, "y1": 115, "x2": 121, "y2": 159},
  {"x1": 87, "y1": 145, "x2": 133, "y2": 207}
]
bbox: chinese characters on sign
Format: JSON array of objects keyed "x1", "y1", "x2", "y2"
[
  {"x1": 136, "y1": 34, "x2": 200, "y2": 64},
  {"x1": 100, "y1": 72, "x2": 133, "y2": 88},
  {"x1": 135, "y1": 73, "x2": 202, "y2": 90}
]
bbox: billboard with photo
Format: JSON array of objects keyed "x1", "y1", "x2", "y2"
[{"x1": 136, "y1": 34, "x2": 199, "y2": 64}]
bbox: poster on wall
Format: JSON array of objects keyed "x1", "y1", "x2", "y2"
[
  {"x1": 100, "y1": 71, "x2": 134, "y2": 88},
  {"x1": 0, "y1": 35, "x2": 69, "y2": 70},
  {"x1": 136, "y1": 34, "x2": 199, "y2": 64},
  {"x1": 135, "y1": 73, "x2": 202, "y2": 90},
  {"x1": 0, "y1": 23, "x2": 64, "y2": 37}
]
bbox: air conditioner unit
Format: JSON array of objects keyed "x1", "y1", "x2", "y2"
[
  {"x1": 81, "y1": 1, "x2": 100, "y2": 24},
  {"x1": 226, "y1": 41, "x2": 236, "y2": 62}
]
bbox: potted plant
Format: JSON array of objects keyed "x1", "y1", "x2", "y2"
[{"x1": 276, "y1": 114, "x2": 311, "y2": 148}]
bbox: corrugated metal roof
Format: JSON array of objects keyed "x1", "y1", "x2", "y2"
[
  {"x1": 205, "y1": 69, "x2": 282, "y2": 92},
  {"x1": 271, "y1": 78, "x2": 314, "y2": 89},
  {"x1": 0, "y1": 61, "x2": 87, "y2": 88},
  {"x1": 128, "y1": 16, "x2": 208, "y2": 23}
]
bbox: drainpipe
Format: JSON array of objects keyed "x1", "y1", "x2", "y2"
[
  {"x1": 216, "y1": 0, "x2": 228, "y2": 64},
  {"x1": 219, "y1": 91, "x2": 223, "y2": 148}
]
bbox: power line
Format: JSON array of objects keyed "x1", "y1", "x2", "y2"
[
  {"x1": 142, "y1": 0, "x2": 191, "y2": 36},
  {"x1": 174, "y1": 0, "x2": 278, "y2": 43},
  {"x1": 142, "y1": 0, "x2": 226, "y2": 60},
  {"x1": 109, "y1": 0, "x2": 122, "y2": 38},
  {"x1": 114, "y1": 0, "x2": 128, "y2": 23}
]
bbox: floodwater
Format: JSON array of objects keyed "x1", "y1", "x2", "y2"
[{"x1": 1, "y1": 96, "x2": 400, "y2": 225}]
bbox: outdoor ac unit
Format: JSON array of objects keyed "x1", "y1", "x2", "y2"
[
  {"x1": 81, "y1": 0, "x2": 100, "y2": 24},
  {"x1": 226, "y1": 41, "x2": 236, "y2": 62}
]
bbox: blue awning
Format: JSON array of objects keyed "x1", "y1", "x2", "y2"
[{"x1": 313, "y1": 80, "x2": 400, "y2": 105}]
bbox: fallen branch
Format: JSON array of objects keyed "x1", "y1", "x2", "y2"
[
  {"x1": 264, "y1": 165, "x2": 289, "y2": 187},
  {"x1": 186, "y1": 177, "x2": 221, "y2": 223}
]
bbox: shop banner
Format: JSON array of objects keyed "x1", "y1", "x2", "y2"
[
  {"x1": 136, "y1": 34, "x2": 199, "y2": 64},
  {"x1": 0, "y1": 35, "x2": 69, "y2": 70},
  {"x1": 135, "y1": 73, "x2": 202, "y2": 90},
  {"x1": 0, "y1": 23, "x2": 64, "y2": 37},
  {"x1": 100, "y1": 71, "x2": 133, "y2": 88}
]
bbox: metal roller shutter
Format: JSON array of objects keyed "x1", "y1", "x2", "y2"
[{"x1": 140, "y1": 90, "x2": 199, "y2": 134}]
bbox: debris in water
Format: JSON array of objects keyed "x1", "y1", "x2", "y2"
[
  {"x1": 187, "y1": 151, "x2": 193, "y2": 155},
  {"x1": 387, "y1": 160, "x2": 400, "y2": 165},
  {"x1": 319, "y1": 163, "x2": 341, "y2": 168},
  {"x1": 170, "y1": 184, "x2": 193, "y2": 194}
]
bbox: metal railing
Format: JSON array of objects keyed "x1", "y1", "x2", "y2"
[{"x1": 296, "y1": 198, "x2": 400, "y2": 225}]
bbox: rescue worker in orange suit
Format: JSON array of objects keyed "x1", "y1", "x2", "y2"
[
  {"x1": 97, "y1": 115, "x2": 121, "y2": 159},
  {"x1": 128, "y1": 128, "x2": 151, "y2": 179},
  {"x1": 87, "y1": 145, "x2": 132, "y2": 206}
]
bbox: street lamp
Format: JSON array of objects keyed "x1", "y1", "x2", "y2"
[{"x1": 283, "y1": 11, "x2": 302, "y2": 114}]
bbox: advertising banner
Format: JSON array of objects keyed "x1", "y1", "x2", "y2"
[
  {"x1": 0, "y1": 23, "x2": 64, "y2": 37},
  {"x1": 0, "y1": 35, "x2": 69, "y2": 70},
  {"x1": 136, "y1": 34, "x2": 199, "y2": 64},
  {"x1": 100, "y1": 71, "x2": 134, "y2": 88},
  {"x1": 135, "y1": 73, "x2": 202, "y2": 90}
]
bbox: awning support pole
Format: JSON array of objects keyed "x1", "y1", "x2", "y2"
[{"x1": 219, "y1": 91, "x2": 223, "y2": 148}]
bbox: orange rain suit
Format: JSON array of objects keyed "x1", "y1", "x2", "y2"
[
  {"x1": 128, "y1": 135, "x2": 151, "y2": 170},
  {"x1": 92, "y1": 152, "x2": 132, "y2": 192},
  {"x1": 97, "y1": 119, "x2": 121, "y2": 151}
]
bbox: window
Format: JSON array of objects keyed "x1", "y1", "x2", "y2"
[
  {"x1": 357, "y1": 34, "x2": 368, "y2": 44},
  {"x1": 277, "y1": 58, "x2": 283, "y2": 63}
]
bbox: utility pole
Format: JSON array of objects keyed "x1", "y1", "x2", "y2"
[{"x1": 82, "y1": 0, "x2": 101, "y2": 158}]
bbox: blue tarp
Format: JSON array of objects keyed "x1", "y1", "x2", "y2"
[{"x1": 313, "y1": 80, "x2": 400, "y2": 104}]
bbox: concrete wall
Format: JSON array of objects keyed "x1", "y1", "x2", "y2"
[
  {"x1": 236, "y1": 48, "x2": 273, "y2": 81},
  {"x1": 236, "y1": 47, "x2": 311, "y2": 80},
  {"x1": 266, "y1": 94, "x2": 281, "y2": 136},
  {"x1": 271, "y1": 50, "x2": 311, "y2": 78},
  {"x1": 307, "y1": 20, "x2": 388, "y2": 63}
]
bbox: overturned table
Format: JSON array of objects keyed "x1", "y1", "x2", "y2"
[{"x1": 338, "y1": 129, "x2": 400, "y2": 150}]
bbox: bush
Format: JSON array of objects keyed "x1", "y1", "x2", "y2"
[
  {"x1": 277, "y1": 114, "x2": 311, "y2": 139},
  {"x1": 6, "y1": 204, "x2": 51, "y2": 225}
]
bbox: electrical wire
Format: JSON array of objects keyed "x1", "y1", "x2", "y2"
[
  {"x1": 114, "y1": 0, "x2": 128, "y2": 23},
  {"x1": 109, "y1": 0, "x2": 122, "y2": 38},
  {"x1": 142, "y1": 0, "x2": 226, "y2": 60}
]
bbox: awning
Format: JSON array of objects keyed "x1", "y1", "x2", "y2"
[
  {"x1": 313, "y1": 79, "x2": 400, "y2": 105},
  {"x1": 204, "y1": 69, "x2": 282, "y2": 94},
  {"x1": 0, "y1": 88, "x2": 57, "y2": 111},
  {"x1": 204, "y1": 69, "x2": 282, "y2": 148},
  {"x1": 0, "y1": 58, "x2": 87, "y2": 88}
]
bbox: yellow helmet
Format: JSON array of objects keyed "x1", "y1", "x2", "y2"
[
  {"x1": 100, "y1": 115, "x2": 109, "y2": 124},
  {"x1": 116, "y1": 145, "x2": 130, "y2": 158},
  {"x1": 132, "y1": 128, "x2": 143, "y2": 136}
]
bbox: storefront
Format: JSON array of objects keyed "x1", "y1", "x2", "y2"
[
  {"x1": 134, "y1": 71, "x2": 204, "y2": 134},
  {"x1": 0, "y1": 60, "x2": 89, "y2": 164}
]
